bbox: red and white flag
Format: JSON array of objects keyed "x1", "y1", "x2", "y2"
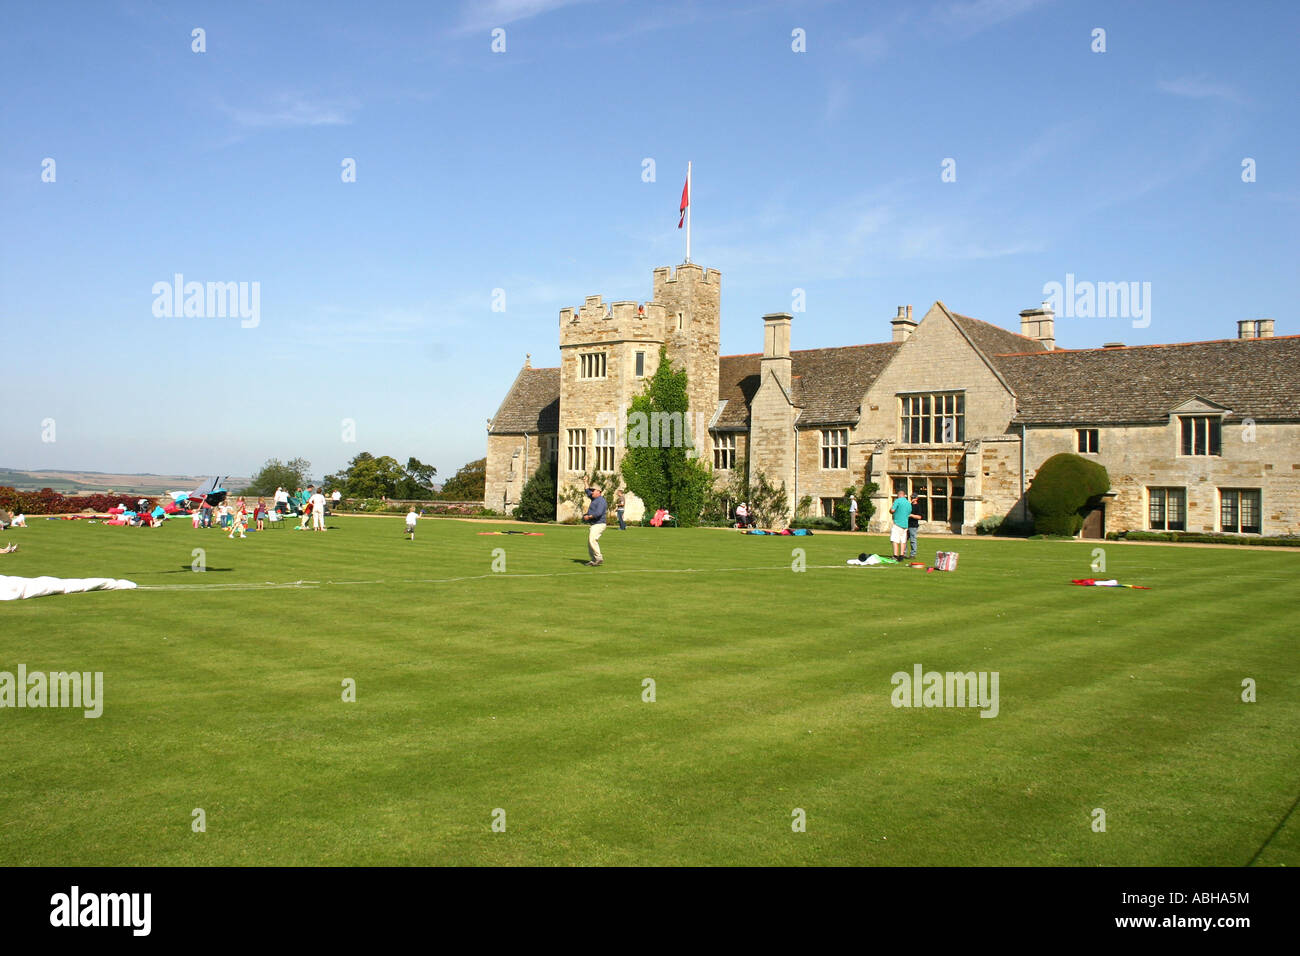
[{"x1": 678, "y1": 174, "x2": 690, "y2": 228}]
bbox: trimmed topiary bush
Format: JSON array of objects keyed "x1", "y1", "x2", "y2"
[{"x1": 1025, "y1": 453, "x2": 1110, "y2": 538}]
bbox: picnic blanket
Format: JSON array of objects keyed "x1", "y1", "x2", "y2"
[{"x1": 0, "y1": 575, "x2": 138, "y2": 601}]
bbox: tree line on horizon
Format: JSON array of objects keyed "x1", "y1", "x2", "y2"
[{"x1": 242, "y1": 453, "x2": 485, "y2": 502}]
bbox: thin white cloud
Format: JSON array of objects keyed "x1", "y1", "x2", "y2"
[
  {"x1": 844, "y1": 29, "x2": 890, "y2": 63},
  {"x1": 824, "y1": 78, "x2": 851, "y2": 122},
  {"x1": 453, "y1": 0, "x2": 596, "y2": 35},
  {"x1": 1157, "y1": 76, "x2": 1246, "y2": 105},
  {"x1": 932, "y1": 0, "x2": 1049, "y2": 34},
  {"x1": 219, "y1": 93, "x2": 358, "y2": 129}
]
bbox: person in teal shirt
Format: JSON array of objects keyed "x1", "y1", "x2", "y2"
[{"x1": 889, "y1": 489, "x2": 912, "y2": 560}]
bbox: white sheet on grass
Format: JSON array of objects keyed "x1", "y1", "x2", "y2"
[{"x1": 0, "y1": 574, "x2": 138, "y2": 601}]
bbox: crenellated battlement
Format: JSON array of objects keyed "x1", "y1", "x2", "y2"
[
  {"x1": 559, "y1": 293, "x2": 668, "y2": 347},
  {"x1": 652, "y1": 263, "x2": 721, "y2": 299}
]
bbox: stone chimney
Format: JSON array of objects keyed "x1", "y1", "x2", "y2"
[
  {"x1": 1237, "y1": 319, "x2": 1275, "y2": 339},
  {"x1": 762, "y1": 312, "x2": 793, "y2": 391},
  {"x1": 1019, "y1": 302, "x2": 1056, "y2": 350},
  {"x1": 890, "y1": 305, "x2": 917, "y2": 342}
]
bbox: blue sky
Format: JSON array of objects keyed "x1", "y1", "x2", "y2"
[{"x1": 2, "y1": 0, "x2": 1296, "y2": 481}]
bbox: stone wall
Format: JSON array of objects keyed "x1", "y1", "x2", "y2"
[
  {"x1": 484, "y1": 432, "x2": 556, "y2": 515},
  {"x1": 970, "y1": 436, "x2": 1026, "y2": 528},
  {"x1": 795, "y1": 426, "x2": 857, "y2": 514}
]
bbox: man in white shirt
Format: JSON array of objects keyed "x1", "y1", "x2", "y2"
[
  {"x1": 274, "y1": 487, "x2": 289, "y2": 515},
  {"x1": 310, "y1": 490, "x2": 327, "y2": 531},
  {"x1": 405, "y1": 507, "x2": 418, "y2": 541}
]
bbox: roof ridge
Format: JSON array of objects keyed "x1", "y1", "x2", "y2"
[
  {"x1": 951, "y1": 312, "x2": 1044, "y2": 345},
  {"x1": 995, "y1": 334, "x2": 1300, "y2": 357},
  {"x1": 721, "y1": 342, "x2": 897, "y2": 360}
]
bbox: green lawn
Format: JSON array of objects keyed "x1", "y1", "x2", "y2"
[{"x1": 1, "y1": 515, "x2": 1296, "y2": 866}]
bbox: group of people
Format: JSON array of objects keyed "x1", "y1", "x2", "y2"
[
  {"x1": 191, "y1": 496, "x2": 261, "y2": 538},
  {"x1": 187, "y1": 486, "x2": 334, "y2": 536},
  {"x1": 194, "y1": 498, "x2": 260, "y2": 533},
  {"x1": 272, "y1": 486, "x2": 332, "y2": 531}
]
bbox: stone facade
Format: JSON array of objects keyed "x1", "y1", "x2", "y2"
[
  {"x1": 1023, "y1": 420, "x2": 1300, "y2": 536},
  {"x1": 487, "y1": 262, "x2": 1299, "y2": 536}
]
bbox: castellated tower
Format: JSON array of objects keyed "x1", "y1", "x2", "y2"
[
  {"x1": 555, "y1": 263, "x2": 721, "y2": 520},
  {"x1": 652, "y1": 263, "x2": 722, "y2": 428}
]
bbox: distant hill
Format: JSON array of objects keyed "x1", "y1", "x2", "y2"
[{"x1": 0, "y1": 468, "x2": 250, "y2": 495}]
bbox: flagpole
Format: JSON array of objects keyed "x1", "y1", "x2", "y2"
[{"x1": 685, "y1": 161, "x2": 692, "y2": 264}]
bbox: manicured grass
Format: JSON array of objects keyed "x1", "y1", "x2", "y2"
[{"x1": 1, "y1": 516, "x2": 1297, "y2": 866}]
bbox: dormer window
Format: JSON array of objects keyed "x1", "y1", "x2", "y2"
[{"x1": 1179, "y1": 416, "x2": 1221, "y2": 456}]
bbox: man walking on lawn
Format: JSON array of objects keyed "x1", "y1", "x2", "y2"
[
  {"x1": 890, "y1": 489, "x2": 911, "y2": 560},
  {"x1": 583, "y1": 486, "x2": 607, "y2": 566}
]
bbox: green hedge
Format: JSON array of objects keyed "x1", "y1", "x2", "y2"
[
  {"x1": 975, "y1": 515, "x2": 1035, "y2": 537},
  {"x1": 791, "y1": 516, "x2": 839, "y2": 530},
  {"x1": 1107, "y1": 531, "x2": 1300, "y2": 547},
  {"x1": 1026, "y1": 453, "x2": 1109, "y2": 537}
]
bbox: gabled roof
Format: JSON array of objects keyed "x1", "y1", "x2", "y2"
[
  {"x1": 792, "y1": 343, "x2": 901, "y2": 425},
  {"x1": 950, "y1": 311, "x2": 1050, "y2": 357},
  {"x1": 715, "y1": 342, "x2": 901, "y2": 429},
  {"x1": 993, "y1": 336, "x2": 1300, "y2": 424},
  {"x1": 488, "y1": 366, "x2": 560, "y2": 434}
]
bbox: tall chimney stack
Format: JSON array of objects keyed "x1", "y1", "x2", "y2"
[
  {"x1": 1020, "y1": 302, "x2": 1056, "y2": 350},
  {"x1": 762, "y1": 312, "x2": 793, "y2": 391},
  {"x1": 1238, "y1": 319, "x2": 1274, "y2": 339},
  {"x1": 891, "y1": 305, "x2": 918, "y2": 342}
]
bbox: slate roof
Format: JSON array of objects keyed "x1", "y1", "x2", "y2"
[
  {"x1": 714, "y1": 343, "x2": 901, "y2": 429},
  {"x1": 950, "y1": 312, "x2": 1050, "y2": 357},
  {"x1": 488, "y1": 366, "x2": 560, "y2": 434},
  {"x1": 993, "y1": 336, "x2": 1300, "y2": 424}
]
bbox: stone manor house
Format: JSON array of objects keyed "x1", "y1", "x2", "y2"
[{"x1": 486, "y1": 263, "x2": 1299, "y2": 536}]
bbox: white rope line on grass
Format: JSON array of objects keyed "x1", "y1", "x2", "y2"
[
  {"x1": 137, "y1": 580, "x2": 323, "y2": 591},
  {"x1": 132, "y1": 561, "x2": 1285, "y2": 591},
  {"x1": 136, "y1": 565, "x2": 825, "y2": 591}
]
